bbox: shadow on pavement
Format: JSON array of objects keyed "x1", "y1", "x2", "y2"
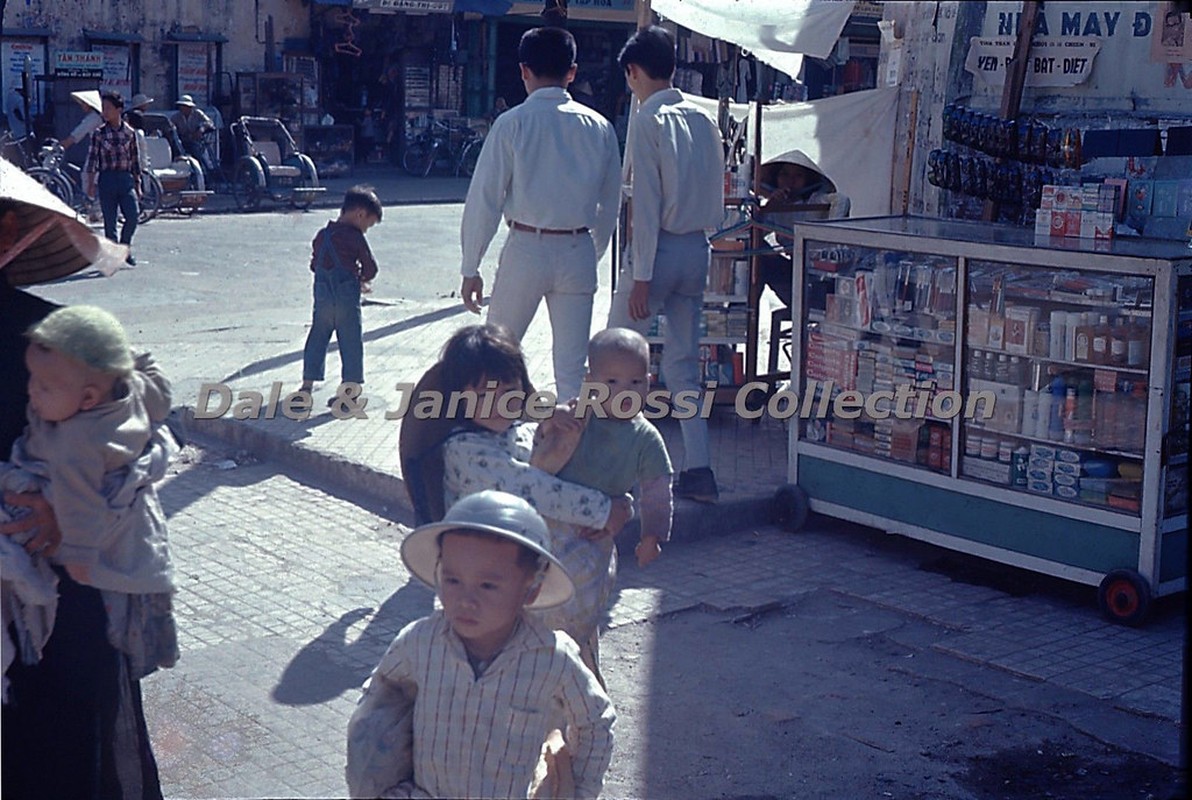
[
  {"x1": 271, "y1": 581, "x2": 433, "y2": 706},
  {"x1": 217, "y1": 302, "x2": 470, "y2": 385}
]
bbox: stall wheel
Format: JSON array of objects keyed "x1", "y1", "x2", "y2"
[
  {"x1": 772, "y1": 484, "x2": 809, "y2": 532},
  {"x1": 1097, "y1": 569, "x2": 1152, "y2": 627}
]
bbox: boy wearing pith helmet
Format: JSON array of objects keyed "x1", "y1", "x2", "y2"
[{"x1": 346, "y1": 490, "x2": 615, "y2": 800}]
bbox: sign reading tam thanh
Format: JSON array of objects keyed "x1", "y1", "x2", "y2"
[
  {"x1": 53, "y1": 51, "x2": 104, "y2": 78},
  {"x1": 965, "y1": 37, "x2": 1102, "y2": 87}
]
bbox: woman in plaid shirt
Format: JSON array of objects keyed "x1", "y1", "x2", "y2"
[{"x1": 83, "y1": 92, "x2": 141, "y2": 266}]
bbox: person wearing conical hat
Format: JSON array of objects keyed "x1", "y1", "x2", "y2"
[
  {"x1": 757, "y1": 149, "x2": 851, "y2": 308},
  {"x1": 59, "y1": 89, "x2": 104, "y2": 150},
  {"x1": 1, "y1": 164, "x2": 170, "y2": 799}
]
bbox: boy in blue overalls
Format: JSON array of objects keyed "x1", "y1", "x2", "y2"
[{"x1": 300, "y1": 185, "x2": 382, "y2": 404}]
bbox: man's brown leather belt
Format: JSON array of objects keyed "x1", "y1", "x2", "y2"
[{"x1": 508, "y1": 221, "x2": 589, "y2": 235}]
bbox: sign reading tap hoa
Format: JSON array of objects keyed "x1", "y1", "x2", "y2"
[
  {"x1": 53, "y1": 51, "x2": 104, "y2": 79},
  {"x1": 965, "y1": 37, "x2": 1102, "y2": 87}
]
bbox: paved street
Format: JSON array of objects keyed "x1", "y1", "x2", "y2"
[{"x1": 20, "y1": 197, "x2": 1187, "y2": 799}]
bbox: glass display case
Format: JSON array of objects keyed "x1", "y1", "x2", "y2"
[
  {"x1": 960, "y1": 260, "x2": 1154, "y2": 514},
  {"x1": 799, "y1": 242, "x2": 958, "y2": 475},
  {"x1": 786, "y1": 216, "x2": 1189, "y2": 625}
]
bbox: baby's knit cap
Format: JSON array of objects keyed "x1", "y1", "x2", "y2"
[{"x1": 27, "y1": 305, "x2": 134, "y2": 376}]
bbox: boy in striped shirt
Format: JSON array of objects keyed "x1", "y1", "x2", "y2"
[{"x1": 346, "y1": 491, "x2": 615, "y2": 799}]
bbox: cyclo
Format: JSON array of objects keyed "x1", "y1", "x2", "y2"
[
  {"x1": 139, "y1": 112, "x2": 213, "y2": 215},
  {"x1": 228, "y1": 116, "x2": 325, "y2": 210}
]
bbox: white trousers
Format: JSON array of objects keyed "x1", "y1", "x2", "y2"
[{"x1": 487, "y1": 228, "x2": 597, "y2": 401}]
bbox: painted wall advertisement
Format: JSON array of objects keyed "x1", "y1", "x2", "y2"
[
  {"x1": 1, "y1": 40, "x2": 46, "y2": 124},
  {"x1": 176, "y1": 43, "x2": 209, "y2": 106},
  {"x1": 1151, "y1": 0, "x2": 1192, "y2": 89}
]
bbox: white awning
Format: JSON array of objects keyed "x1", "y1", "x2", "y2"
[
  {"x1": 689, "y1": 86, "x2": 900, "y2": 217},
  {"x1": 652, "y1": 0, "x2": 855, "y2": 79}
]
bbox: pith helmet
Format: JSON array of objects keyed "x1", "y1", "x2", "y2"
[{"x1": 401, "y1": 490, "x2": 574, "y2": 608}]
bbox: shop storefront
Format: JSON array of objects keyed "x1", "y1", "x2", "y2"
[{"x1": 308, "y1": 1, "x2": 470, "y2": 168}]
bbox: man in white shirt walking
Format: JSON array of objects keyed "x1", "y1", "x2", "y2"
[
  {"x1": 459, "y1": 26, "x2": 622, "y2": 402},
  {"x1": 609, "y1": 25, "x2": 726, "y2": 503}
]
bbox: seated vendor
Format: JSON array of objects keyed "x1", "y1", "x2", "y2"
[{"x1": 757, "y1": 150, "x2": 850, "y2": 308}]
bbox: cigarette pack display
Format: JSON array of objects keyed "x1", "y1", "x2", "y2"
[
  {"x1": 1126, "y1": 180, "x2": 1152, "y2": 228},
  {"x1": 1152, "y1": 180, "x2": 1179, "y2": 218},
  {"x1": 1102, "y1": 178, "x2": 1128, "y2": 219},
  {"x1": 1051, "y1": 186, "x2": 1080, "y2": 210},
  {"x1": 1035, "y1": 208, "x2": 1053, "y2": 236},
  {"x1": 1177, "y1": 180, "x2": 1192, "y2": 219},
  {"x1": 1041, "y1": 185, "x2": 1057, "y2": 210}
]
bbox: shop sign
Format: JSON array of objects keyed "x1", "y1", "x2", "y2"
[
  {"x1": 965, "y1": 37, "x2": 1101, "y2": 87},
  {"x1": 353, "y1": 0, "x2": 452, "y2": 12},
  {"x1": 568, "y1": 0, "x2": 634, "y2": 10},
  {"x1": 94, "y1": 43, "x2": 132, "y2": 99},
  {"x1": 53, "y1": 50, "x2": 104, "y2": 78},
  {"x1": 852, "y1": 1, "x2": 883, "y2": 20},
  {"x1": 176, "y1": 43, "x2": 209, "y2": 107}
]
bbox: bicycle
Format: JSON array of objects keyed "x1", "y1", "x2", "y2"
[
  {"x1": 28, "y1": 141, "x2": 162, "y2": 224},
  {"x1": 0, "y1": 128, "x2": 40, "y2": 170},
  {"x1": 23, "y1": 141, "x2": 79, "y2": 209},
  {"x1": 402, "y1": 118, "x2": 484, "y2": 178}
]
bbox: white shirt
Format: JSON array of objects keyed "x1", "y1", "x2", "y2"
[
  {"x1": 625, "y1": 87, "x2": 725, "y2": 281},
  {"x1": 68, "y1": 111, "x2": 103, "y2": 143},
  {"x1": 459, "y1": 86, "x2": 622, "y2": 278},
  {"x1": 346, "y1": 610, "x2": 615, "y2": 800}
]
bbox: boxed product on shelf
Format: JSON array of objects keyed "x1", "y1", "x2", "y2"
[
  {"x1": 1034, "y1": 207, "x2": 1114, "y2": 240},
  {"x1": 707, "y1": 257, "x2": 749, "y2": 296},
  {"x1": 726, "y1": 310, "x2": 749, "y2": 338},
  {"x1": 698, "y1": 344, "x2": 737, "y2": 385},
  {"x1": 968, "y1": 307, "x2": 991, "y2": 346},
  {"x1": 826, "y1": 419, "x2": 856, "y2": 447},
  {"x1": 703, "y1": 308, "x2": 727, "y2": 336},
  {"x1": 1004, "y1": 305, "x2": 1041, "y2": 354},
  {"x1": 962, "y1": 456, "x2": 1012, "y2": 485}
]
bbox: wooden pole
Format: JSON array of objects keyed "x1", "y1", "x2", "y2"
[
  {"x1": 636, "y1": 0, "x2": 652, "y2": 30},
  {"x1": 984, "y1": 0, "x2": 1039, "y2": 221},
  {"x1": 999, "y1": 0, "x2": 1039, "y2": 120},
  {"x1": 901, "y1": 90, "x2": 919, "y2": 215}
]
